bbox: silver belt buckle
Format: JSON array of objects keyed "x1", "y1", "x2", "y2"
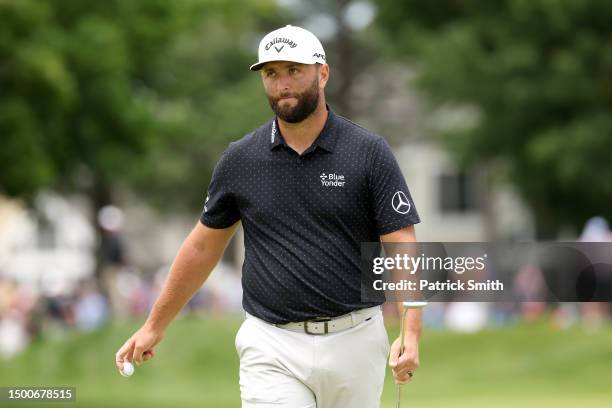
[{"x1": 304, "y1": 317, "x2": 331, "y2": 335}]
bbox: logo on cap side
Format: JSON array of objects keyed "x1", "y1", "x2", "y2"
[
  {"x1": 313, "y1": 53, "x2": 326, "y2": 61},
  {"x1": 265, "y1": 37, "x2": 297, "y2": 51}
]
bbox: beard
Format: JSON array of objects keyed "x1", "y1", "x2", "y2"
[{"x1": 267, "y1": 78, "x2": 320, "y2": 123}]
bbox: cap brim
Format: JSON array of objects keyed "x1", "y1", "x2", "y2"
[
  {"x1": 249, "y1": 61, "x2": 266, "y2": 71},
  {"x1": 249, "y1": 58, "x2": 321, "y2": 71}
]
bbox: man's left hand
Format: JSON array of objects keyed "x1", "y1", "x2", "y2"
[{"x1": 388, "y1": 335, "x2": 420, "y2": 384}]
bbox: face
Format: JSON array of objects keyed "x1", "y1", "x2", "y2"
[{"x1": 261, "y1": 61, "x2": 328, "y2": 123}]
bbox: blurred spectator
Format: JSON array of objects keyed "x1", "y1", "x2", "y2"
[
  {"x1": 578, "y1": 216, "x2": 612, "y2": 332},
  {"x1": 106, "y1": 266, "x2": 144, "y2": 318},
  {"x1": 421, "y1": 302, "x2": 447, "y2": 328},
  {"x1": 514, "y1": 264, "x2": 547, "y2": 321},
  {"x1": 445, "y1": 302, "x2": 489, "y2": 333},
  {"x1": 97, "y1": 205, "x2": 131, "y2": 319},
  {"x1": 0, "y1": 280, "x2": 39, "y2": 359},
  {"x1": 490, "y1": 302, "x2": 517, "y2": 327},
  {"x1": 74, "y1": 279, "x2": 109, "y2": 332},
  {"x1": 552, "y1": 303, "x2": 580, "y2": 330},
  {"x1": 98, "y1": 205, "x2": 126, "y2": 266},
  {"x1": 579, "y1": 217, "x2": 612, "y2": 242},
  {"x1": 0, "y1": 310, "x2": 28, "y2": 360}
]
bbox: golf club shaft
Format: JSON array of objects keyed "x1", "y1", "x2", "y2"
[{"x1": 396, "y1": 306, "x2": 409, "y2": 408}]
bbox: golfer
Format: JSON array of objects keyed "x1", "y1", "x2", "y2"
[{"x1": 116, "y1": 25, "x2": 422, "y2": 407}]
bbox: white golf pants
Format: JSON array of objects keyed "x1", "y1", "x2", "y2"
[{"x1": 235, "y1": 307, "x2": 390, "y2": 408}]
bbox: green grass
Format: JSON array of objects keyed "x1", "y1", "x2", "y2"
[{"x1": 1, "y1": 313, "x2": 611, "y2": 407}]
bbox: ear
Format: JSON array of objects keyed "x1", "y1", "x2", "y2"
[{"x1": 318, "y1": 64, "x2": 329, "y2": 88}]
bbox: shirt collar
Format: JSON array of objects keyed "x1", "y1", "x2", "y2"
[{"x1": 269, "y1": 104, "x2": 338, "y2": 153}]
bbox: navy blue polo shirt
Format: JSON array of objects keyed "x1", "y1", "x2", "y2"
[{"x1": 200, "y1": 106, "x2": 420, "y2": 324}]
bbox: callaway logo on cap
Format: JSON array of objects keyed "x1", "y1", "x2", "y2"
[{"x1": 250, "y1": 25, "x2": 326, "y2": 71}]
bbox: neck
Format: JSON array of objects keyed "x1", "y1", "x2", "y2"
[{"x1": 277, "y1": 99, "x2": 328, "y2": 154}]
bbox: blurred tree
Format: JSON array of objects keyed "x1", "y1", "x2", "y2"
[
  {"x1": 0, "y1": 0, "x2": 285, "y2": 277},
  {"x1": 0, "y1": 0, "x2": 284, "y2": 211},
  {"x1": 376, "y1": 0, "x2": 612, "y2": 237}
]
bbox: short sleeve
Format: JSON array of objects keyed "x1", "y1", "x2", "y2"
[
  {"x1": 200, "y1": 149, "x2": 240, "y2": 228},
  {"x1": 368, "y1": 137, "x2": 420, "y2": 235}
]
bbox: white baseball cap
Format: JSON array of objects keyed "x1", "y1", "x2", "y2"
[{"x1": 250, "y1": 25, "x2": 326, "y2": 71}]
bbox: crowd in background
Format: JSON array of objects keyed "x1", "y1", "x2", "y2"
[
  {"x1": 1, "y1": 216, "x2": 611, "y2": 360},
  {"x1": 0, "y1": 262, "x2": 242, "y2": 360}
]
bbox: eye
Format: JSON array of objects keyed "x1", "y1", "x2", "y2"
[
  {"x1": 289, "y1": 67, "x2": 299, "y2": 75},
  {"x1": 265, "y1": 71, "x2": 276, "y2": 78}
]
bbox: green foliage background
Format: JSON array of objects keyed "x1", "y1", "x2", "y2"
[
  {"x1": 376, "y1": 0, "x2": 612, "y2": 237},
  {"x1": 4, "y1": 0, "x2": 610, "y2": 235},
  {"x1": 0, "y1": 0, "x2": 284, "y2": 210}
]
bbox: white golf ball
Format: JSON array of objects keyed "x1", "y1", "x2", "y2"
[{"x1": 120, "y1": 361, "x2": 135, "y2": 377}]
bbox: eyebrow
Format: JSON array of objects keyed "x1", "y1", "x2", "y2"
[{"x1": 264, "y1": 63, "x2": 301, "y2": 73}]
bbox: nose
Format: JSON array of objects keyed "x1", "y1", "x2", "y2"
[{"x1": 276, "y1": 72, "x2": 293, "y2": 93}]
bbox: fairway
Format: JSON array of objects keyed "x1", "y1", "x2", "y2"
[{"x1": 1, "y1": 314, "x2": 611, "y2": 407}]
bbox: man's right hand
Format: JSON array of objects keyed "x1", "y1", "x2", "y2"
[
  {"x1": 115, "y1": 325, "x2": 165, "y2": 372},
  {"x1": 113, "y1": 221, "x2": 239, "y2": 374}
]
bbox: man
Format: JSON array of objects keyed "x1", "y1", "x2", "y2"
[{"x1": 115, "y1": 25, "x2": 422, "y2": 407}]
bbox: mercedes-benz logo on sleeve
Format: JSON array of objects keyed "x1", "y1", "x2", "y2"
[{"x1": 392, "y1": 191, "x2": 411, "y2": 214}]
